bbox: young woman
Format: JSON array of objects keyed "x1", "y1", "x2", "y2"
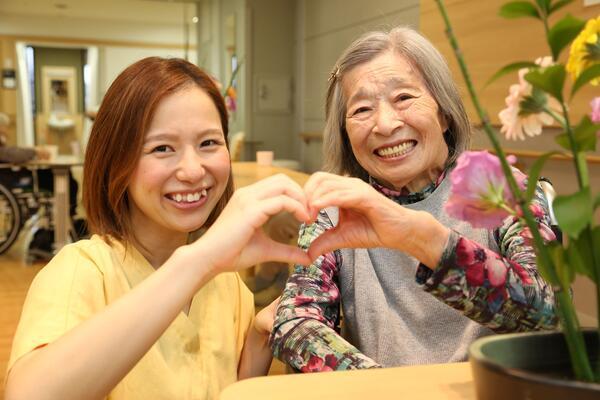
[{"x1": 5, "y1": 57, "x2": 311, "y2": 400}]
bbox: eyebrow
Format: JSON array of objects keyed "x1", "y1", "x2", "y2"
[
  {"x1": 144, "y1": 129, "x2": 223, "y2": 142},
  {"x1": 347, "y1": 77, "x2": 412, "y2": 105}
]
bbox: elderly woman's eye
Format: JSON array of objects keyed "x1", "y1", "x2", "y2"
[
  {"x1": 353, "y1": 107, "x2": 371, "y2": 115},
  {"x1": 396, "y1": 94, "x2": 414, "y2": 102}
]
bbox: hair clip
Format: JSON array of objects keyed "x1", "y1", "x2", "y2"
[{"x1": 328, "y1": 66, "x2": 340, "y2": 83}]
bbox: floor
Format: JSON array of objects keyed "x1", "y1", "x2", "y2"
[{"x1": 0, "y1": 232, "x2": 285, "y2": 397}]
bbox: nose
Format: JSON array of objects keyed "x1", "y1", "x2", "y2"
[
  {"x1": 372, "y1": 101, "x2": 403, "y2": 136},
  {"x1": 175, "y1": 148, "x2": 206, "y2": 183}
]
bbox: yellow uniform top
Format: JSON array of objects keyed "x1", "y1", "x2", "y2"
[{"x1": 8, "y1": 235, "x2": 255, "y2": 400}]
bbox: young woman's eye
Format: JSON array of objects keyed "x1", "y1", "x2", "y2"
[
  {"x1": 200, "y1": 139, "x2": 220, "y2": 147},
  {"x1": 151, "y1": 145, "x2": 172, "y2": 153}
]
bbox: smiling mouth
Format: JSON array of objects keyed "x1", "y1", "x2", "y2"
[
  {"x1": 375, "y1": 140, "x2": 417, "y2": 158},
  {"x1": 166, "y1": 188, "x2": 208, "y2": 204}
]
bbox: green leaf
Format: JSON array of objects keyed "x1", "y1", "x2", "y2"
[
  {"x1": 572, "y1": 115, "x2": 599, "y2": 152},
  {"x1": 570, "y1": 64, "x2": 600, "y2": 98},
  {"x1": 547, "y1": 14, "x2": 586, "y2": 60},
  {"x1": 554, "y1": 133, "x2": 571, "y2": 150},
  {"x1": 537, "y1": 242, "x2": 560, "y2": 285},
  {"x1": 499, "y1": 1, "x2": 541, "y2": 19},
  {"x1": 548, "y1": 243, "x2": 574, "y2": 287},
  {"x1": 526, "y1": 151, "x2": 558, "y2": 201},
  {"x1": 485, "y1": 61, "x2": 538, "y2": 87},
  {"x1": 524, "y1": 64, "x2": 566, "y2": 102},
  {"x1": 594, "y1": 192, "x2": 600, "y2": 211},
  {"x1": 565, "y1": 235, "x2": 594, "y2": 279},
  {"x1": 549, "y1": 0, "x2": 573, "y2": 14},
  {"x1": 553, "y1": 187, "x2": 593, "y2": 238},
  {"x1": 534, "y1": 0, "x2": 551, "y2": 14}
]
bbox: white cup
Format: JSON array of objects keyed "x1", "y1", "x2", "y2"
[{"x1": 256, "y1": 150, "x2": 274, "y2": 166}]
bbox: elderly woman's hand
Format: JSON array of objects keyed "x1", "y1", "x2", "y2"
[{"x1": 304, "y1": 172, "x2": 450, "y2": 268}]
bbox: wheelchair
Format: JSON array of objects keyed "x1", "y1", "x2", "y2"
[{"x1": 0, "y1": 165, "x2": 86, "y2": 261}]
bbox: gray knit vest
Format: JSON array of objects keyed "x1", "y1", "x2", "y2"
[{"x1": 325, "y1": 175, "x2": 497, "y2": 367}]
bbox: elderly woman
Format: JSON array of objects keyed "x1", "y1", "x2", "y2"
[{"x1": 270, "y1": 26, "x2": 558, "y2": 371}]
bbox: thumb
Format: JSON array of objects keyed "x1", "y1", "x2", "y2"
[
  {"x1": 255, "y1": 234, "x2": 311, "y2": 266},
  {"x1": 306, "y1": 226, "x2": 348, "y2": 262}
]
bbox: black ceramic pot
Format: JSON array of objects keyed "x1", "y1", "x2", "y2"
[{"x1": 469, "y1": 330, "x2": 600, "y2": 400}]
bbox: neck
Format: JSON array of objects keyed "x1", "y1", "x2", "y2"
[
  {"x1": 403, "y1": 167, "x2": 444, "y2": 193},
  {"x1": 130, "y1": 227, "x2": 188, "y2": 269}
]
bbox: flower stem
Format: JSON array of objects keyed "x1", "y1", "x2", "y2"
[
  {"x1": 434, "y1": 0, "x2": 596, "y2": 382},
  {"x1": 542, "y1": 106, "x2": 566, "y2": 128}
]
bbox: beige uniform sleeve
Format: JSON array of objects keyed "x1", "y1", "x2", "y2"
[{"x1": 7, "y1": 243, "x2": 106, "y2": 375}]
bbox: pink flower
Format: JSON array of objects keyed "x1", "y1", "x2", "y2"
[
  {"x1": 486, "y1": 257, "x2": 508, "y2": 287},
  {"x1": 592, "y1": 97, "x2": 600, "y2": 123},
  {"x1": 446, "y1": 151, "x2": 522, "y2": 229},
  {"x1": 301, "y1": 355, "x2": 333, "y2": 372},
  {"x1": 498, "y1": 57, "x2": 562, "y2": 141}
]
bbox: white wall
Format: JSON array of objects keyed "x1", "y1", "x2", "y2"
[
  {"x1": 0, "y1": 13, "x2": 196, "y2": 46},
  {"x1": 297, "y1": 0, "x2": 420, "y2": 172}
]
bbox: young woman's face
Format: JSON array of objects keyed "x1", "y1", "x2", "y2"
[
  {"x1": 342, "y1": 50, "x2": 449, "y2": 192},
  {"x1": 128, "y1": 86, "x2": 230, "y2": 239}
]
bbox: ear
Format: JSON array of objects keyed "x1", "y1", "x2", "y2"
[{"x1": 438, "y1": 111, "x2": 449, "y2": 133}]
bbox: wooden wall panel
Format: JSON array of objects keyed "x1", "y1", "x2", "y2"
[{"x1": 420, "y1": 0, "x2": 599, "y2": 125}]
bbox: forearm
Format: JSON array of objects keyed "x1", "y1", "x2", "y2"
[
  {"x1": 271, "y1": 319, "x2": 380, "y2": 371},
  {"x1": 5, "y1": 244, "x2": 217, "y2": 400},
  {"x1": 237, "y1": 323, "x2": 272, "y2": 380},
  {"x1": 423, "y1": 231, "x2": 558, "y2": 332},
  {"x1": 402, "y1": 210, "x2": 451, "y2": 269}
]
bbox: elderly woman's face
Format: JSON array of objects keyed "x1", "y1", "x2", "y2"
[{"x1": 342, "y1": 50, "x2": 448, "y2": 192}]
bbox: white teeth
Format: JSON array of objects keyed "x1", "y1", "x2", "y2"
[
  {"x1": 169, "y1": 190, "x2": 206, "y2": 203},
  {"x1": 377, "y1": 141, "x2": 415, "y2": 158}
]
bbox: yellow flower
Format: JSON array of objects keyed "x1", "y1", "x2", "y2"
[{"x1": 566, "y1": 16, "x2": 600, "y2": 85}]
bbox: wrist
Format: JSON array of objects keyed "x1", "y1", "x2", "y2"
[
  {"x1": 408, "y1": 211, "x2": 450, "y2": 269},
  {"x1": 171, "y1": 242, "x2": 220, "y2": 289}
]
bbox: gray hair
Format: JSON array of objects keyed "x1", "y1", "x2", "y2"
[{"x1": 322, "y1": 26, "x2": 471, "y2": 181}]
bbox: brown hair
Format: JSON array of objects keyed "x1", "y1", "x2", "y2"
[
  {"x1": 323, "y1": 26, "x2": 472, "y2": 181},
  {"x1": 83, "y1": 57, "x2": 234, "y2": 243}
]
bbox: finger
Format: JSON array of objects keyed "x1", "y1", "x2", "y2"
[
  {"x1": 255, "y1": 195, "x2": 311, "y2": 226},
  {"x1": 255, "y1": 236, "x2": 311, "y2": 266},
  {"x1": 249, "y1": 174, "x2": 308, "y2": 208},
  {"x1": 303, "y1": 171, "x2": 341, "y2": 200},
  {"x1": 306, "y1": 226, "x2": 351, "y2": 262}
]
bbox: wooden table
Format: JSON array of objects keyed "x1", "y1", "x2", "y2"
[
  {"x1": 232, "y1": 162, "x2": 310, "y2": 188},
  {"x1": 221, "y1": 362, "x2": 476, "y2": 400}
]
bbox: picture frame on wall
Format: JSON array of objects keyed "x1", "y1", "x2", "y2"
[{"x1": 41, "y1": 66, "x2": 77, "y2": 115}]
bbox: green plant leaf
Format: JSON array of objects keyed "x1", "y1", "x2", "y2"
[
  {"x1": 499, "y1": 1, "x2": 541, "y2": 19},
  {"x1": 553, "y1": 187, "x2": 592, "y2": 238},
  {"x1": 537, "y1": 242, "x2": 560, "y2": 285},
  {"x1": 554, "y1": 133, "x2": 571, "y2": 150},
  {"x1": 572, "y1": 115, "x2": 599, "y2": 152},
  {"x1": 547, "y1": 14, "x2": 586, "y2": 60},
  {"x1": 534, "y1": 0, "x2": 551, "y2": 14},
  {"x1": 485, "y1": 61, "x2": 538, "y2": 87},
  {"x1": 549, "y1": 0, "x2": 573, "y2": 14},
  {"x1": 524, "y1": 65, "x2": 565, "y2": 102},
  {"x1": 570, "y1": 64, "x2": 600, "y2": 98},
  {"x1": 548, "y1": 243, "x2": 574, "y2": 287},
  {"x1": 594, "y1": 192, "x2": 600, "y2": 211},
  {"x1": 527, "y1": 151, "x2": 558, "y2": 201},
  {"x1": 565, "y1": 235, "x2": 594, "y2": 279}
]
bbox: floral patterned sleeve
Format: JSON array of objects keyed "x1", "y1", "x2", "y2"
[
  {"x1": 269, "y1": 211, "x2": 381, "y2": 372},
  {"x1": 420, "y1": 183, "x2": 559, "y2": 332}
]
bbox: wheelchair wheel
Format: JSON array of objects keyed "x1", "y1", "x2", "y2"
[{"x1": 0, "y1": 182, "x2": 22, "y2": 254}]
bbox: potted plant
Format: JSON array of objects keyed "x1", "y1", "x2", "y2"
[{"x1": 434, "y1": 0, "x2": 600, "y2": 398}]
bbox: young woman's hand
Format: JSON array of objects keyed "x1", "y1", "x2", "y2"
[
  {"x1": 195, "y1": 174, "x2": 312, "y2": 274},
  {"x1": 303, "y1": 172, "x2": 449, "y2": 267}
]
